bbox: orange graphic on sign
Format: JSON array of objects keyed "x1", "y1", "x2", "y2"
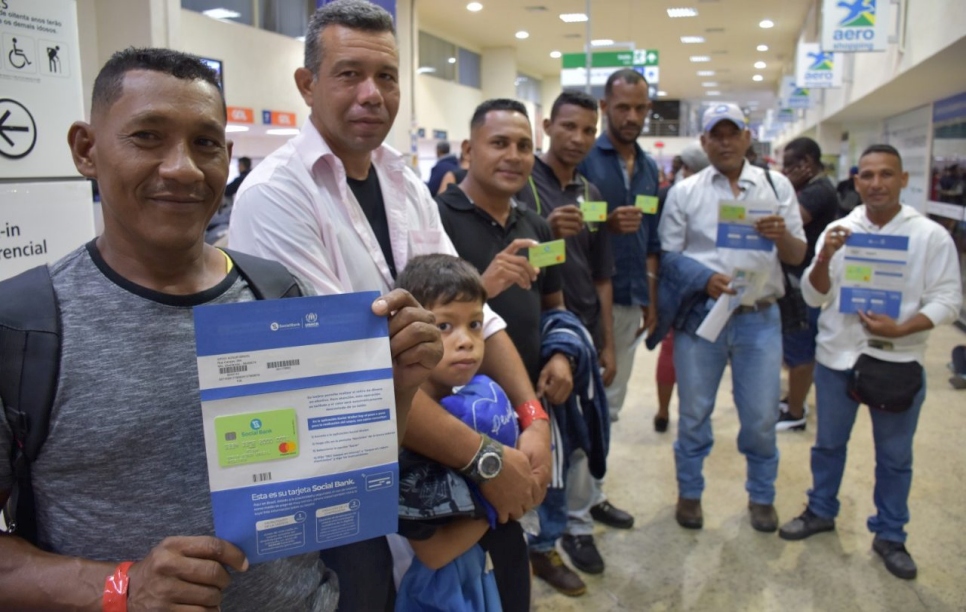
[{"x1": 226, "y1": 106, "x2": 254, "y2": 124}]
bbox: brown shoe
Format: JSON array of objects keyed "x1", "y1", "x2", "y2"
[
  {"x1": 530, "y1": 549, "x2": 587, "y2": 597},
  {"x1": 675, "y1": 497, "x2": 703, "y2": 529},
  {"x1": 749, "y1": 502, "x2": 778, "y2": 532}
]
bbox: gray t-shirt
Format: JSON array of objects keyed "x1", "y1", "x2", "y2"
[{"x1": 0, "y1": 243, "x2": 337, "y2": 611}]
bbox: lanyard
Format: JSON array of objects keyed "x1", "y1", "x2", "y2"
[{"x1": 528, "y1": 175, "x2": 590, "y2": 216}]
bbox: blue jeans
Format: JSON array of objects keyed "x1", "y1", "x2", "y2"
[
  {"x1": 807, "y1": 363, "x2": 925, "y2": 543},
  {"x1": 673, "y1": 304, "x2": 782, "y2": 504},
  {"x1": 529, "y1": 487, "x2": 566, "y2": 552}
]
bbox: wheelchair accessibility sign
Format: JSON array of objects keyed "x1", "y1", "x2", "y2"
[{"x1": 3, "y1": 33, "x2": 37, "y2": 74}]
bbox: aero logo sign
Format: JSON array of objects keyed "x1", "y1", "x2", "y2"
[
  {"x1": 795, "y1": 43, "x2": 843, "y2": 89},
  {"x1": 821, "y1": 0, "x2": 889, "y2": 52}
]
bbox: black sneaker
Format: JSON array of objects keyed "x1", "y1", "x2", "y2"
[
  {"x1": 872, "y1": 537, "x2": 917, "y2": 580},
  {"x1": 561, "y1": 534, "x2": 605, "y2": 574},
  {"x1": 590, "y1": 500, "x2": 635, "y2": 529},
  {"x1": 778, "y1": 507, "x2": 835, "y2": 541},
  {"x1": 776, "y1": 399, "x2": 807, "y2": 432}
]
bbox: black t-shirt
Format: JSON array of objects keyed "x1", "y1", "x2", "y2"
[
  {"x1": 515, "y1": 157, "x2": 614, "y2": 348},
  {"x1": 436, "y1": 185, "x2": 563, "y2": 385},
  {"x1": 347, "y1": 166, "x2": 397, "y2": 279},
  {"x1": 789, "y1": 175, "x2": 841, "y2": 277}
]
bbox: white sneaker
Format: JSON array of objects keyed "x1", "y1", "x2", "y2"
[{"x1": 776, "y1": 400, "x2": 808, "y2": 432}]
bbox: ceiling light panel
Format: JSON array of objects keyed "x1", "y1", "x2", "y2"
[
  {"x1": 759, "y1": 19, "x2": 774, "y2": 28},
  {"x1": 690, "y1": 56, "x2": 711, "y2": 62},
  {"x1": 681, "y1": 36, "x2": 705, "y2": 44},
  {"x1": 466, "y1": 2, "x2": 483, "y2": 11},
  {"x1": 754, "y1": 61, "x2": 766, "y2": 69},
  {"x1": 559, "y1": 13, "x2": 588, "y2": 22},
  {"x1": 515, "y1": 30, "x2": 530, "y2": 39},
  {"x1": 757, "y1": 44, "x2": 769, "y2": 51},
  {"x1": 591, "y1": 39, "x2": 615, "y2": 46},
  {"x1": 697, "y1": 70, "x2": 715, "y2": 76},
  {"x1": 667, "y1": 8, "x2": 698, "y2": 18},
  {"x1": 202, "y1": 8, "x2": 240, "y2": 19}
]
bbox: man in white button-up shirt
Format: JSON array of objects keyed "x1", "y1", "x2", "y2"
[
  {"x1": 778, "y1": 144, "x2": 962, "y2": 581},
  {"x1": 659, "y1": 103, "x2": 806, "y2": 534},
  {"x1": 228, "y1": 1, "x2": 550, "y2": 610}
]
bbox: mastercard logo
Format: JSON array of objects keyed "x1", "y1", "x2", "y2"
[{"x1": 278, "y1": 441, "x2": 297, "y2": 454}]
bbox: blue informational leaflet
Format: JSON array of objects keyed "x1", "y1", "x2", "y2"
[
  {"x1": 193, "y1": 292, "x2": 398, "y2": 564},
  {"x1": 839, "y1": 233, "x2": 909, "y2": 319},
  {"x1": 715, "y1": 200, "x2": 776, "y2": 251}
]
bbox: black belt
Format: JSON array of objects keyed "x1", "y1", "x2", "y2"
[{"x1": 734, "y1": 299, "x2": 776, "y2": 315}]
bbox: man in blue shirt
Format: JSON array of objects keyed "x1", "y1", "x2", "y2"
[{"x1": 575, "y1": 68, "x2": 661, "y2": 534}]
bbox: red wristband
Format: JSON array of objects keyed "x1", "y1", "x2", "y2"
[
  {"x1": 103, "y1": 561, "x2": 134, "y2": 612},
  {"x1": 515, "y1": 399, "x2": 549, "y2": 430}
]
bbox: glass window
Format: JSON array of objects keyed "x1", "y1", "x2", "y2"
[
  {"x1": 516, "y1": 74, "x2": 541, "y2": 104},
  {"x1": 458, "y1": 48, "x2": 481, "y2": 89},
  {"x1": 418, "y1": 31, "x2": 456, "y2": 82},
  {"x1": 260, "y1": 0, "x2": 314, "y2": 39}
]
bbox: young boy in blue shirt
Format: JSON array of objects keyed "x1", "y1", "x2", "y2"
[{"x1": 393, "y1": 254, "x2": 520, "y2": 612}]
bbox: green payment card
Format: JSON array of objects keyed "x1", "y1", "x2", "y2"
[
  {"x1": 719, "y1": 204, "x2": 747, "y2": 222},
  {"x1": 635, "y1": 195, "x2": 659, "y2": 214},
  {"x1": 528, "y1": 239, "x2": 566, "y2": 268},
  {"x1": 215, "y1": 408, "x2": 300, "y2": 468},
  {"x1": 580, "y1": 200, "x2": 608, "y2": 222}
]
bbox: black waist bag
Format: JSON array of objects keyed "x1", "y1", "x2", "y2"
[{"x1": 848, "y1": 354, "x2": 923, "y2": 413}]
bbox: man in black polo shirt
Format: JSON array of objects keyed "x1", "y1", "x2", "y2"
[
  {"x1": 436, "y1": 99, "x2": 571, "y2": 610},
  {"x1": 514, "y1": 91, "x2": 618, "y2": 595}
]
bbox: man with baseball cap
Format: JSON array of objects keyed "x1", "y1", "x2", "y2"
[{"x1": 658, "y1": 102, "x2": 806, "y2": 532}]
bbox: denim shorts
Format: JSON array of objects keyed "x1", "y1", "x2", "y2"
[{"x1": 782, "y1": 306, "x2": 821, "y2": 367}]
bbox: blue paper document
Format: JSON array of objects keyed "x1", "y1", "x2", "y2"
[
  {"x1": 715, "y1": 200, "x2": 776, "y2": 251},
  {"x1": 838, "y1": 233, "x2": 908, "y2": 319},
  {"x1": 193, "y1": 292, "x2": 398, "y2": 564}
]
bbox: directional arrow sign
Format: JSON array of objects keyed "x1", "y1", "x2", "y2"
[{"x1": 0, "y1": 98, "x2": 37, "y2": 160}]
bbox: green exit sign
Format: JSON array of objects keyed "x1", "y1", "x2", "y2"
[{"x1": 561, "y1": 49, "x2": 659, "y2": 69}]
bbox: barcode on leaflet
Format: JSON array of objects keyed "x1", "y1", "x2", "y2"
[
  {"x1": 252, "y1": 472, "x2": 272, "y2": 483},
  {"x1": 219, "y1": 364, "x2": 248, "y2": 375},
  {"x1": 267, "y1": 359, "x2": 300, "y2": 369}
]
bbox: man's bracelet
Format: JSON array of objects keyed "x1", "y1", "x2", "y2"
[
  {"x1": 103, "y1": 561, "x2": 134, "y2": 612},
  {"x1": 515, "y1": 399, "x2": 549, "y2": 430}
]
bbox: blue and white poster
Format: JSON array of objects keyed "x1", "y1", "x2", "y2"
[
  {"x1": 194, "y1": 292, "x2": 398, "y2": 564},
  {"x1": 839, "y1": 233, "x2": 908, "y2": 319},
  {"x1": 822, "y1": 0, "x2": 891, "y2": 53},
  {"x1": 795, "y1": 43, "x2": 843, "y2": 89}
]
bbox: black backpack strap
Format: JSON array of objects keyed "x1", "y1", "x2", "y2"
[
  {"x1": 222, "y1": 249, "x2": 303, "y2": 299},
  {"x1": 0, "y1": 265, "x2": 61, "y2": 544},
  {"x1": 762, "y1": 168, "x2": 780, "y2": 200}
]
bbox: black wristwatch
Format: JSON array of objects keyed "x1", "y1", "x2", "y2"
[{"x1": 459, "y1": 434, "x2": 504, "y2": 484}]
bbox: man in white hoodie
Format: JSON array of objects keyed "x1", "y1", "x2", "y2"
[{"x1": 778, "y1": 144, "x2": 962, "y2": 581}]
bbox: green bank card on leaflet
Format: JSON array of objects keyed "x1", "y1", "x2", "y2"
[{"x1": 214, "y1": 408, "x2": 300, "y2": 468}]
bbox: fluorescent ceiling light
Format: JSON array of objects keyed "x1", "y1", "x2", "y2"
[
  {"x1": 701, "y1": 81, "x2": 718, "y2": 87},
  {"x1": 202, "y1": 8, "x2": 241, "y2": 20},
  {"x1": 448, "y1": 57, "x2": 456, "y2": 64},
  {"x1": 657, "y1": 90, "x2": 668, "y2": 97},
  {"x1": 667, "y1": 7, "x2": 698, "y2": 18},
  {"x1": 550, "y1": 50, "x2": 562, "y2": 58},
  {"x1": 295, "y1": 36, "x2": 305, "y2": 42},
  {"x1": 697, "y1": 70, "x2": 715, "y2": 76},
  {"x1": 752, "y1": 74, "x2": 764, "y2": 81},
  {"x1": 559, "y1": 13, "x2": 588, "y2": 22},
  {"x1": 681, "y1": 36, "x2": 705, "y2": 44},
  {"x1": 515, "y1": 30, "x2": 530, "y2": 39},
  {"x1": 754, "y1": 61, "x2": 766, "y2": 69},
  {"x1": 759, "y1": 19, "x2": 775, "y2": 28},
  {"x1": 266, "y1": 128, "x2": 300, "y2": 136},
  {"x1": 466, "y1": 2, "x2": 483, "y2": 11},
  {"x1": 416, "y1": 66, "x2": 436, "y2": 74},
  {"x1": 690, "y1": 55, "x2": 711, "y2": 62},
  {"x1": 706, "y1": 91, "x2": 721, "y2": 96},
  {"x1": 225, "y1": 125, "x2": 249, "y2": 133},
  {"x1": 591, "y1": 39, "x2": 615, "y2": 47},
  {"x1": 757, "y1": 44, "x2": 769, "y2": 51}
]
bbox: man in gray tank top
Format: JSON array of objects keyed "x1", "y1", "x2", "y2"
[{"x1": 0, "y1": 47, "x2": 441, "y2": 612}]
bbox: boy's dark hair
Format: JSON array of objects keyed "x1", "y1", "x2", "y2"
[
  {"x1": 604, "y1": 68, "x2": 647, "y2": 98},
  {"x1": 550, "y1": 91, "x2": 598, "y2": 121},
  {"x1": 92, "y1": 48, "x2": 224, "y2": 118},
  {"x1": 860, "y1": 144, "x2": 903, "y2": 170},
  {"x1": 470, "y1": 98, "x2": 529, "y2": 131},
  {"x1": 395, "y1": 254, "x2": 487, "y2": 309}
]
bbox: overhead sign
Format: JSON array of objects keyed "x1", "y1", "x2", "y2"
[
  {"x1": 227, "y1": 106, "x2": 254, "y2": 124},
  {"x1": 560, "y1": 50, "x2": 660, "y2": 88},
  {"x1": 776, "y1": 108, "x2": 796, "y2": 123},
  {"x1": 262, "y1": 110, "x2": 297, "y2": 127},
  {"x1": 0, "y1": 0, "x2": 84, "y2": 179},
  {"x1": 795, "y1": 43, "x2": 843, "y2": 89},
  {"x1": 821, "y1": 0, "x2": 890, "y2": 52},
  {"x1": 780, "y1": 76, "x2": 811, "y2": 110}
]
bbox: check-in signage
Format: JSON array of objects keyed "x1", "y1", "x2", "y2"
[
  {"x1": 262, "y1": 110, "x2": 297, "y2": 127},
  {"x1": 228, "y1": 106, "x2": 254, "y2": 124},
  {"x1": 560, "y1": 50, "x2": 659, "y2": 88},
  {"x1": 0, "y1": 0, "x2": 84, "y2": 179}
]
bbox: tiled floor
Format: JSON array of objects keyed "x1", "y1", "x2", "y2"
[{"x1": 532, "y1": 325, "x2": 966, "y2": 611}]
